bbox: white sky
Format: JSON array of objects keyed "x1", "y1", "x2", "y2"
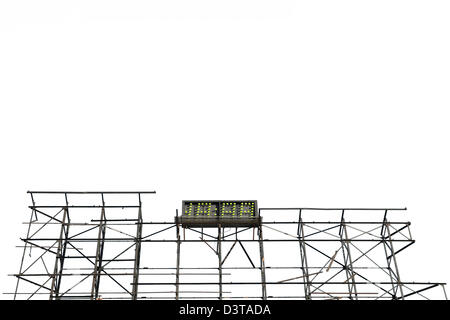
[{"x1": 0, "y1": 1, "x2": 449, "y2": 299}]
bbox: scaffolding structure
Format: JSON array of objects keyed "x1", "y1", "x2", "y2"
[{"x1": 11, "y1": 191, "x2": 447, "y2": 300}]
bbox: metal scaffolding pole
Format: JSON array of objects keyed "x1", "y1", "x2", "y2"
[
  {"x1": 339, "y1": 211, "x2": 358, "y2": 300},
  {"x1": 91, "y1": 206, "x2": 107, "y2": 300},
  {"x1": 258, "y1": 225, "x2": 267, "y2": 300},
  {"x1": 297, "y1": 209, "x2": 311, "y2": 300},
  {"x1": 218, "y1": 224, "x2": 223, "y2": 300},
  {"x1": 50, "y1": 207, "x2": 70, "y2": 300},
  {"x1": 175, "y1": 210, "x2": 181, "y2": 300},
  {"x1": 131, "y1": 197, "x2": 143, "y2": 300},
  {"x1": 382, "y1": 219, "x2": 405, "y2": 299},
  {"x1": 14, "y1": 194, "x2": 37, "y2": 300}
]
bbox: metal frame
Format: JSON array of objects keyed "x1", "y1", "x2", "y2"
[{"x1": 10, "y1": 192, "x2": 447, "y2": 300}]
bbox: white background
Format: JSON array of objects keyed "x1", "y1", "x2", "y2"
[{"x1": 0, "y1": 0, "x2": 449, "y2": 298}]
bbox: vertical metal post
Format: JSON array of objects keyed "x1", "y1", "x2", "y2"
[
  {"x1": 91, "y1": 202, "x2": 106, "y2": 300},
  {"x1": 175, "y1": 209, "x2": 181, "y2": 300},
  {"x1": 218, "y1": 224, "x2": 223, "y2": 300},
  {"x1": 49, "y1": 207, "x2": 67, "y2": 300},
  {"x1": 14, "y1": 193, "x2": 36, "y2": 300},
  {"x1": 258, "y1": 223, "x2": 267, "y2": 300},
  {"x1": 297, "y1": 209, "x2": 311, "y2": 300},
  {"x1": 382, "y1": 219, "x2": 405, "y2": 300},
  {"x1": 339, "y1": 210, "x2": 358, "y2": 300},
  {"x1": 132, "y1": 194, "x2": 143, "y2": 300},
  {"x1": 442, "y1": 284, "x2": 448, "y2": 300},
  {"x1": 381, "y1": 211, "x2": 397, "y2": 299},
  {"x1": 50, "y1": 205, "x2": 70, "y2": 300}
]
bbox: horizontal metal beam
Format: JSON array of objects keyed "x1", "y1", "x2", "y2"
[
  {"x1": 13, "y1": 272, "x2": 232, "y2": 276},
  {"x1": 27, "y1": 191, "x2": 156, "y2": 194},
  {"x1": 29, "y1": 206, "x2": 141, "y2": 209},
  {"x1": 135, "y1": 281, "x2": 446, "y2": 286},
  {"x1": 60, "y1": 266, "x2": 390, "y2": 270},
  {"x1": 22, "y1": 221, "x2": 412, "y2": 226},
  {"x1": 22, "y1": 238, "x2": 416, "y2": 242},
  {"x1": 260, "y1": 207, "x2": 407, "y2": 211}
]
